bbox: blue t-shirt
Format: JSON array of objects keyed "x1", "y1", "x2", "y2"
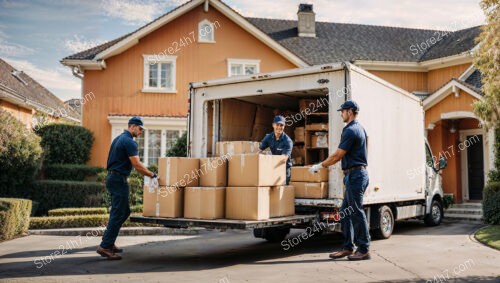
[
  {"x1": 106, "y1": 130, "x2": 139, "y2": 176},
  {"x1": 259, "y1": 132, "x2": 293, "y2": 168},
  {"x1": 338, "y1": 120, "x2": 368, "y2": 170}
]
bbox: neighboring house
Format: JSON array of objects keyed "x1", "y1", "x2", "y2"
[
  {"x1": 0, "y1": 58, "x2": 80, "y2": 129},
  {"x1": 61, "y1": 0, "x2": 494, "y2": 204},
  {"x1": 65, "y1": 98, "x2": 82, "y2": 115}
]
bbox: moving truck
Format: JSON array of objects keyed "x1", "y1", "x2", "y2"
[{"x1": 131, "y1": 62, "x2": 446, "y2": 241}]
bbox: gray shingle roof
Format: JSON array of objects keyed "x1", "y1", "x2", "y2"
[
  {"x1": 418, "y1": 26, "x2": 482, "y2": 61},
  {"x1": 464, "y1": 69, "x2": 484, "y2": 92}
]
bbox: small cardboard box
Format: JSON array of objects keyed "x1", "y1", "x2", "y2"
[
  {"x1": 158, "y1": 157, "x2": 200, "y2": 187},
  {"x1": 311, "y1": 134, "x2": 328, "y2": 148},
  {"x1": 292, "y1": 145, "x2": 305, "y2": 160},
  {"x1": 270, "y1": 185, "x2": 295, "y2": 217},
  {"x1": 294, "y1": 127, "x2": 305, "y2": 143},
  {"x1": 291, "y1": 166, "x2": 328, "y2": 182},
  {"x1": 215, "y1": 141, "x2": 260, "y2": 156},
  {"x1": 199, "y1": 157, "x2": 228, "y2": 187},
  {"x1": 290, "y1": 182, "x2": 328, "y2": 199},
  {"x1": 143, "y1": 185, "x2": 184, "y2": 217},
  {"x1": 226, "y1": 187, "x2": 270, "y2": 220},
  {"x1": 184, "y1": 187, "x2": 225, "y2": 219},
  {"x1": 228, "y1": 154, "x2": 287, "y2": 186},
  {"x1": 305, "y1": 123, "x2": 329, "y2": 131}
]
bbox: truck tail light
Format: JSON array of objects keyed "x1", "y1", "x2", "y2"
[{"x1": 321, "y1": 211, "x2": 340, "y2": 222}]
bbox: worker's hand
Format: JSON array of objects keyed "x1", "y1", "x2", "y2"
[
  {"x1": 149, "y1": 173, "x2": 159, "y2": 188},
  {"x1": 309, "y1": 163, "x2": 323, "y2": 174}
]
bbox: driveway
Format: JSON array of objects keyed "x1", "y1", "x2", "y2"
[{"x1": 0, "y1": 220, "x2": 498, "y2": 282}]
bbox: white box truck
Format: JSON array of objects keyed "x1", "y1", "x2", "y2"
[{"x1": 131, "y1": 62, "x2": 446, "y2": 242}]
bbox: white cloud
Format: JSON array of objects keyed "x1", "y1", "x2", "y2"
[
  {"x1": 64, "y1": 35, "x2": 106, "y2": 53},
  {"x1": 100, "y1": 0, "x2": 179, "y2": 26},
  {"x1": 4, "y1": 58, "x2": 81, "y2": 95},
  {"x1": 0, "y1": 28, "x2": 35, "y2": 57}
]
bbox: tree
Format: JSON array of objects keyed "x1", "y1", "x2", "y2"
[{"x1": 166, "y1": 132, "x2": 187, "y2": 157}]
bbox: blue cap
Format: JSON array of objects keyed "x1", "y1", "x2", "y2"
[
  {"x1": 337, "y1": 100, "x2": 359, "y2": 112},
  {"x1": 128, "y1": 116, "x2": 146, "y2": 129},
  {"x1": 273, "y1": 115, "x2": 286, "y2": 124}
]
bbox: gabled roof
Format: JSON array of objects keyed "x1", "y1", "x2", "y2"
[
  {"x1": 0, "y1": 58, "x2": 80, "y2": 121},
  {"x1": 417, "y1": 26, "x2": 482, "y2": 61}
]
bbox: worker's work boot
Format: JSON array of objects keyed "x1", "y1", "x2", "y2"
[
  {"x1": 112, "y1": 245, "x2": 123, "y2": 253},
  {"x1": 329, "y1": 249, "x2": 354, "y2": 259},
  {"x1": 347, "y1": 251, "x2": 371, "y2": 261},
  {"x1": 97, "y1": 246, "x2": 122, "y2": 260}
]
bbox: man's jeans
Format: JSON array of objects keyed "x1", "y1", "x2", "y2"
[
  {"x1": 340, "y1": 168, "x2": 370, "y2": 254},
  {"x1": 100, "y1": 173, "x2": 131, "y2": 249},
  {"x1": 286, "y1": 167, "x2": 291, "y2": 185}
]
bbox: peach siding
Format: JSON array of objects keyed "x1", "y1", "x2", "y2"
[
  {"x1": 427, "y1": 63, "x2": 471, "y2": 93},
  {"x1": 368, "y1": 70, "x2": 428, "y2": 93},
  {"x1": 0, "y1": 100, "x2": 33, "y2": 129}
]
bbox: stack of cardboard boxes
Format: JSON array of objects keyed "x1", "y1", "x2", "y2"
[{"x1": 290, "y1": 167, "x2": 329, "y2": 199}]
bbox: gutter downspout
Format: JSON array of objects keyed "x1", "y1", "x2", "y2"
[
  {"x1": 187, "y1": 83, "x2": 194, "y2": 157},
  {"x1": 341, "y1": 62, "x2": 350, "y2": 101}
]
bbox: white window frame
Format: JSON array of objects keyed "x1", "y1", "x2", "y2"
[
  {"x1": 227, "y1": 58, "x2": 260, "y2": 77},
  {"x1": 142, "y1": 54, "x2": 177, "y2": 93},
  {"x1": 198, "y1": 19, "x2": 216, "y2": 43}
]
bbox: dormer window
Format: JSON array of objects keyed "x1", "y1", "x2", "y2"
[{"x1": 198, "y1": 19, "x2": 217, "y2": 43}]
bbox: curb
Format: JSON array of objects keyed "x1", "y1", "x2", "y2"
[{"x1": 28, "y1": 227, "x2": 204, "y2": 236}]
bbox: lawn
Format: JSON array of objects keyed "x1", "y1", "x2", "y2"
[{"x1": 475, "y1": 225, "x2": 500, "y2": 250}]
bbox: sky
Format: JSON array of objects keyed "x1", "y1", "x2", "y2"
[{"x1": 0, "y1": 0, "x2": 486, "y2": 102}]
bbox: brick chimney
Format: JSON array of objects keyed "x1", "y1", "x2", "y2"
[{"x1": 297, "y1": 4, "x2": 315, "y2": 37}]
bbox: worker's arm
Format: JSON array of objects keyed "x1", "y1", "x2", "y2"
[
  {"x1": 258, "y1": 134, "x2": 270, "y2": 154},
  {"x1": 129, "y1": 156, "x2": 155, "y2": 177},
  {"x1": 320, "y1": 148, "x2": 347, "y2": 167}
]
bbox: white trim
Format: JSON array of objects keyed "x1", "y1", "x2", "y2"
[
  {"x1": 142, "y1": 54, "x2": 177, "y2": 93},
  {"x1": 441, "y1": 111, "x2": 477, "y2": 120},
  {"x1": 458, "y1": 64, "x2": 476, "y2": 81},
  {"x1": 198, "y1": 19, "x2": 216, "y2": 43},
  {"x1": 459, "y1": 128, "x2": 489, "y2": 201},
  {"x1": 423, "y1": 80, "x2": 483, "y2": 110},
  {"x1": 227, "y1": 58, "x2": 260, "y2": 77},
  {"x1": 60, "y1": 59, "x2": 106, "y2": 70},
  {"x1": 354, "y1": 53, "x2": 473, "y2": 72}
]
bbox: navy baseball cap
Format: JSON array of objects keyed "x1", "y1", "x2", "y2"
[
  {"x1": 273, "y1": 115, "x2": 286, "y2": 124},
  {"x1": 128, "y1": 116, "x2": 146, "y2": 130},
  {"x1": 337, "y1": 100, "x2": 359, "y2": 112}
]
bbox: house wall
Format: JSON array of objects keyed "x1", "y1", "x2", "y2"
[
  {"x1": 425, "y1": 90, "x2": 479, "y2": 126},
  {"x1": 427, "y1": 63, "x2": 471, "y2": 93},
  {"x1": 367, "y1": 70, "x2": 428, "y2": 93},
  {"x1": 0, "y1": 100, "x2": 34, "y2": 129},
  {"x1": 82, "y1": 3, "x2": 297, "y2": 166}
]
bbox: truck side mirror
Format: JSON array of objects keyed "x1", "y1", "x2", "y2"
[{"x1": 437, "y1": 157, "x2": 447, "y2": 171}]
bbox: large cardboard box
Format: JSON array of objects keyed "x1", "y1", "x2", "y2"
[
  {"x1": 294, "y1": 127, "x2": 305, "y2": 143},
  {"x1": 311, "y1": 133, "x2": 328, "y2": 148},
  {"x1": 143, "y1": 185, "x2": 184, "y2": 217},
  {"x1": 199, "y1": 157, "x2": 228, "y2": 187},
  {"x1": 290, "y1": 182, "x2": 328, "y2": 199},
  {"x1": 184, "y1": 187, "x2": 225, "y2": 219},
  {"x1": 270, "y1": 186, "x2": 295, "y2": 217},
  {"x1": 305, "y1": 123, "x2": 329, "y2": 131},
  {"x1": 226, "y1": 187, "x2": 270, "y2": 220},
  {"x1": 158, "y1": 157, "x2": 200, "y2": 187},
  {"x1": 215, "y1": 141, "x2": 260, "y2": 156},
  {"x1": 291, "y1": 166, "x2": 328, "y2": 182},
  {"x1": 228, "y1": 154, "x2": 287, "y2": 186}
]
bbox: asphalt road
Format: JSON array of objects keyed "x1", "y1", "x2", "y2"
[{"x1": 0, "y1": 219, "x2": 498, "y2": 283}]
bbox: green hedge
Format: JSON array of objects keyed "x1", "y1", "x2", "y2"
[
  {"x1": 483, "y1": 182, "x2": 500, "y2": 225},
  {"x1": 0, "y1": 198, "x2": 32, "y2": 241},
  {"x1": 44, "y1": 164, "x2": 105, "y2": 181},
  {"x1": 48, "y1": 207, "x2": 107, "y2": 216},
  {"x1": 29, "y1": 214, "x2": 152, "y2": 229},
  {"x1": 35, "y1": 123, "x2": 94, "y2": 164},
  {"x1": 28, "y1": 180, "x2": 105, "y2": 216}
]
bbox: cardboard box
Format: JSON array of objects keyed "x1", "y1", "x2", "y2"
[
  {"x1": 226, "y1": 187, "x2": 270, "y2": 220},
  {"x1": 291, "y1": 166, "x2": 328, "y2": 182},
  {"x1": 228, "y1": 154, "x2": 287, "y2": 186},
  {"x1": 270, "y1": 186, "x2": 295, "y2": 217},
  {"x1": 199, "y1": 157, "x2": 228, "y2": 187},
  {"x1": 158, "y1": 157, "x2": 200, "y2": 187},
  {"x1": 215, "y1": 141, "x2": 260, "y2": 156},
  {"x1": 306, "y1": 123, "x2": 329, "y2": 131},
  {"x1": 311, "y1": 133, "x2": 328, "y2": 148},
  {"x1": 290, "y1": 182, "x2": 328, "y2": 199},
  {"x1": 143, "y1": 185, "x2": 184, "y2": 217},
  {"x1": 292, "y1": 145, "x2": 305, "y2": 160},
  {"x1": 294, "y1": 127, "x2": 305, "y2": 143},
  {"x1": 184, "y1": 187, "x2": 225, "y2": 219}
]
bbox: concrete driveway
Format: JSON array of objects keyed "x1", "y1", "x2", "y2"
[{"x1": 0, "y1": 220, "x2": 498, "y2": 283}]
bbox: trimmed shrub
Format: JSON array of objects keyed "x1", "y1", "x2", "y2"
[
  {"x1": 166, "y1": 131, "x2": 187, "y2": 157},
  {"x1": 0, "y1": 108, "x2": 43, "y2": 197},
  {"x1": 483, "y1": 182, "x2": 500, "y2": 225},
  {"x1": 48, "y1": 207, "x2": 107, "y2": 216},
  {"x1": 130, "y1": 204, "x2": 143, "y2": 213},
  {"x1": 35, "y1": 123, "x2": 94, "y2": 164},
  {"x1": 28, "y1": 180, "x2": 105, "y2": 215},
  {"x1": 44, "y1": 164, "x2": 105, "y2": 181},
  {"x1": 0, "y1": 198, "x2": 32, "y2": 241},
  {"x1": 29, "y1": 213, "x2": 153, "y2": 229}
]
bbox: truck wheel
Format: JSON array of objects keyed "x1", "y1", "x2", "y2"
[
  {"x1": 372, "y1": 205, "x2": 394, "y2": 239},
  {"x1": 253, "y1": 226, "x2": 290, "y2": 243},
  {"x1": 424, "y1": 200, "x2": 443, "y2": 226}
]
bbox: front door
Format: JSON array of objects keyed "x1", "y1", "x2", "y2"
[{"x1": 467, "y1": 135, "x2": 484, "y2": 200}]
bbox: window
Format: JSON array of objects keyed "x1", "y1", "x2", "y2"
[
  {"x1": 134, "y1": 129, "x2": 182, "y2": 166},
  {"x1": 147, "y1": 130, "x2": 161, "y2": 165},
  {"x1": 143, "y1": 55, "x2": 176, "y2": 93},
  {"x1": 198, "y1": 19, "x2": 215, "y2": 43},
  {"x1": 227, "y1": 59, "x2": 260, "y2": 77},
  {"x1": 166, "y1": 130, "x2": 180, "y2": 150},
  {"x1": 136, "y1": 134, "x2": 145, "y2": 163}
]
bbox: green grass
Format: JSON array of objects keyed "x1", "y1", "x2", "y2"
[{"x1": 475, "y1": 225, "x2": 500, "y2": 250}]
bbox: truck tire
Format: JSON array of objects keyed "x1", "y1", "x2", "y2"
[
  {"x1": 371, "y1": 205, "x2": 394, "y2": 239},
  {"x1": 424, "y1": 199, "x2": 443, "y2": 226},
  {"x1": 253, "y1": 226, "x2": 290, "y2": 243}
]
